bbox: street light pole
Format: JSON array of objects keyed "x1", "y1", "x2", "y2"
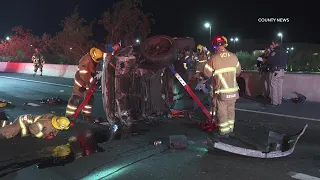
[
  {"x1": 209, "y1": 25, "x2": 212, "y2": 43},
  {"x1": 278, "y1": 33, "x2": 283, "y2": 43},
  {"x1": 204, "y1": 22, "x2": 212, "y2": 45},
  {"x1": 230, "y1": 37, "x2": 239, "y2": 49}
]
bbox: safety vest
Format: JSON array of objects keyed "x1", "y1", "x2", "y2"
[{"x1": 18, "y1": 115, "x2": 44, "y2": 138}]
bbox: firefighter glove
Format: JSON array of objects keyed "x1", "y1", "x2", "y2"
[{"x1": 79, "y1": 87, "x2": 86, "y2": 92}]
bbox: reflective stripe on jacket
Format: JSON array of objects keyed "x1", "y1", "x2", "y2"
[
  {"x1": 74, "y1": 54, "x2": 99, "y2": 89},
  {"x1": 203, "y1": 50, "x2": 242, "y2": 95}
]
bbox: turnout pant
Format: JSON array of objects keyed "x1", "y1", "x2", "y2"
[
  {"x1": 213, "y1": 98, "x2": 236, "y2": 135},
  {"x1": 65, "y1": 84, "x2": 94, "y2": 118},
  {"x1": 268, "y1": 69, "x2": 284, "y2": 105},
  {"x1": 34, "y1": 64, "x2": 43, "y2": 75}
]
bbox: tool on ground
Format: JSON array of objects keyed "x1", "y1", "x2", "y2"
[{"x1": 168, "y1": 65, "x2": 217, "y2": 131}]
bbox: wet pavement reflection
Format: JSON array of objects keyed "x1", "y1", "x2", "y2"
[{"x1": 0, "y1": 127, "x2": 111, "y2": 178}]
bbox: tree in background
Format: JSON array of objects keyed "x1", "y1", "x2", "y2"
[
  {"x1": 51, "y1": 6, "x2": 95, "y2": 64},
  {"x1": 99, "y1": 0, "x2": 154, "y2": 45},
  {"x1": 289, "y1": 50, "x2": 320, "y2": 72},
  {"x1": 236, "y1": 51, "x2": 256, "y2": 70},
  {"x1": 0, "y1": 26, "x2": 52, "y2": 62}
]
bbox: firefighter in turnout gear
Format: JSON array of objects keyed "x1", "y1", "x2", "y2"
[
  {"x1": 196, "y1": 44, "x2": 210, "y2": 75},
  {"x1": 202, "y1": 36, "x2": 241, "y2": 136},
  {"x1": 0, "y1": 114, "x2": 70, "y2": 139},
  {"x1": 65, "y1": 48, "x2": 104, "y2": 119},
  {"x1": 32, "y1": 48, "x2": 45, "y2": 76}
]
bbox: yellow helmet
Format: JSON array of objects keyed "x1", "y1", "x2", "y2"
[
  {"x1": 197, "y1": 44, "x2": 203, "y2": 52},
  {"x1": 221, "y1": 36, "x2": 228, "y2": 47},
  {"x1": 90, "y1": 47, "x2": 103, "y2": 63},
  {"x1": 52, "y1": 143, "x2": 71, "y2": 157},
  {"x1": 52, "y1": 116, "x2": 70, "y2": 130}
]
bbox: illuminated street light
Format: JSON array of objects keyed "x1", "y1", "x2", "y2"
[
  {"x1": 230, "y1": 37, "x2": 239, "y2": 48},
  {"x1": 204, "y1": 22, "x2": 212, "y2": 44},
  {"x1": 277, "y1": 33, "x2": 283, "y2": 43},
  {"x1": 136, "y1": 39, "x2": 140, "y2": 43},
  {"x1": 287, "y1": 48, "x2": 289, "y2": 50},
  {"x1": 291, "y1": 47, "x2": 294, "y2": 50},
  {"x1": 5, "y1": 36, "x2": 10, "y2": 41},
  {"x1": 70, "y1": 47, "x2": 72, "y2": 50}
]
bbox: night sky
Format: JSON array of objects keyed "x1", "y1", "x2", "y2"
[{"x1": 0, "y1": 0, "x2": 318, "y2": 44}]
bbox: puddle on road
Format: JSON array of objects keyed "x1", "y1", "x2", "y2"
[{"x1": 0, "y1": 128, "x2": 112, "y2": 178}]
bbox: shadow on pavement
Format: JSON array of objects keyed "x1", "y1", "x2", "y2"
[{"x1": 0, "y1": 123, "x2": 112, "y2": 178}]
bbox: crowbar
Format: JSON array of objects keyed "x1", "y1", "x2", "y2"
[
  {"x1": 72, "y1": 83, "x2": 99, "y2": 121},
  {"x1": 168, "y1": 65, "x2": 213, "y2": 121}
]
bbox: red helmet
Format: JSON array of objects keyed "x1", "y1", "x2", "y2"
[{"x1": 212, "y1": 35, "x2": 227, "y2": 47}]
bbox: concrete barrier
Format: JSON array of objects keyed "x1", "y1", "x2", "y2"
[
  {"x1": 0, "y1": 62, "x2": 77, "y2": 78},
  {"x1": 1, "y1": 62, "x2": 320, "y2": 102},
  {"x1": 239, "y1": 71, "x2": 320, "y2": 102}
]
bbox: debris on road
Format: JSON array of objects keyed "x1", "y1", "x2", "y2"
[
  {"x1": 154, "y1": 140, "x2": 162, "y2": 146},
  {"x1": 23, "y1": 102, "x2": 41, "y2": 107},
  {"x1": 283, "y1": 91, "x2": 306, "y2": 104},
  {"x1": 39, "y1": 96, "x2": 66, "y2": 105},
  {"x1": 169, "y1": 135, "x2": 188, "y2": 149},
  {"x1": 206, "y1": 124, "x2": 308, "y2": 158}
]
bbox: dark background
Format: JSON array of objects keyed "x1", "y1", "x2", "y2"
[{"x1": 0, "y1": 0, "x2": 318, "y2": 44}]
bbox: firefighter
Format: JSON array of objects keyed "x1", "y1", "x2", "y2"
[
  {"x1": 202, "y1": 36, "x2": 242, "y2": 136},
  {"x1": 196, "y1": 44, "x2": 210, "y2": 77},
  {"x1": 32, "y1": 48, "x2": 45, "y2": 77},
  {"x1": 65, "y1": 47, "x2": 105, "y2": 119},
  {"x1": 0, "y1": 114, "x2": 70, "y2": 139}
]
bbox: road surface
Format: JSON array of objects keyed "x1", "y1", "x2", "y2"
[{"x1": 0, "y1": 72, "x2": 319, "y2": 180}]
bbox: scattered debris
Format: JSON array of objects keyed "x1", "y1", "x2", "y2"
[
  {"x1": 170, "y1": 109, "x2": 191, "y2": 118},
  {"x1": 23, "y1": 103, "x2": 41, "y2": 107},
  {"x1": 39, "y1": 97, "x2": 66, "y2": 105},
  {"x1": 283, "y1": 91, "x2": 306, "y2": 104},
  {"x1": 169, "y1": 135, "x2": 188, "y2": 149},
  {"x1": 154, "y1": 141, "x2": 162, "y2": 146}
]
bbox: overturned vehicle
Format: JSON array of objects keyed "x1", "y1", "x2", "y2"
[
  {"x1": 100, "y1": 35, "x2": 307, "y2": 158},
  {"x1": 101, "y1": 35, "x2": 194, "y2": 127}
]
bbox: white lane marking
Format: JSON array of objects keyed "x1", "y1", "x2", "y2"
[
  {"x1": 289, "y1": 172, "x2": 320, "y2": 180},
  {"x1": 236, "y1": 108, "x2": 320, "y2": 122},
  {"x1": 60, "y1": 90, "x2": 65, "y2": 92},
  {"x1": 0, "y1": 76, "x2": 73, "y2": 87},
  {"x1": 0, "y1": 76, "x2": 102, "y2": 92}
]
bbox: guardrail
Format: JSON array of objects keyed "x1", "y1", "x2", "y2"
[{"x1": 1, "y1": 62, "x2": 320, "y2": 102}]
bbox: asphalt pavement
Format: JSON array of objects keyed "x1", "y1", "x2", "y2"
[{"x1": 0, "y1": 72, "x2": 319, "y2": 180}]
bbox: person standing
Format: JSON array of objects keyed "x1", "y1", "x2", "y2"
[
  {"x1": 202, "y1": 36, "x2": 241, "y2": 136},
  {"x1": 267, "y1": 40, "x2": 288, "y2": 106},
  {"x1": 31, "y1": 48, "x2": 45, "y2": 77},
  {"x1": 65, "y1": 48, "x2": 104, "y2": 120}
]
